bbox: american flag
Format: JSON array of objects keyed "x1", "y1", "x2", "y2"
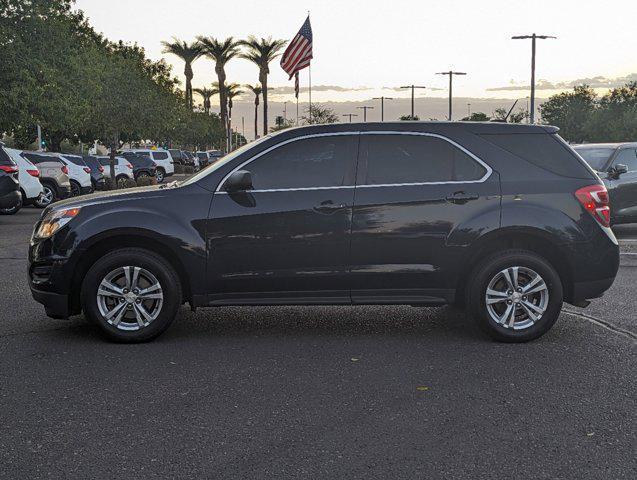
[{"x1": 280, "y1": 16, "x2": 313, "y2": 80}]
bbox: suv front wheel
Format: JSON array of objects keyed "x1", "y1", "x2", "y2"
[
  {"x1": 81, "y1": 248, "x2": 182, "y2": 342},
  {"x1": 467, "y1": 249, "x2": 563, "y2": 343}
]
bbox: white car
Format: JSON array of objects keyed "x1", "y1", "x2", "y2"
[
  {"x1": 58, "y1": 154, "x2": 93, "y2": 196},
  {"x1": 122, "y1": 148, "x2": 174, "y2": 182},
  {"x1": 4, "y1": 147, "x2": 44, "y2": 206},
  {"x1": 96, "y1": 156, "x2": 134, "y2": 182}
]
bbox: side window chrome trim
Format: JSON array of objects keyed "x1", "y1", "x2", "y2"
[
  {"x1": 214, "y1": 132, "x2": 359, "y2": 192},
  {"x1": 214, "y1": 130, "x2": 493, "y2": 193}
]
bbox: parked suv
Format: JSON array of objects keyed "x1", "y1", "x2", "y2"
[
  {"x1": 4, "y1": 147, "x2": 43, "y2": 207},
  {"x1": 29, "y1": 123, "x2": 619, "y2": 343},
  {"x1": 119, "y1": 152, "x2": 157, "y2": 180},
  {"x1": 122, "y1": 149, "x2": 174, "y2": 182},
  {"x1": 20, "y1": 152, "x2": 71, "y2": 207},
  {"x1": 573, "y1": 143, "x2": 637, "y2": 225},
  {"x1": 96, "y1": 156, "x2": 134, "y2": 183},
  {"x1": 0, "y1": 148, "x2": 21, "y2": 214},
  {"x1": 58, "y1": 154, "x2": 93, "y2": 196},
  {"x1": 82, "y1": 155, "x2": 107, "y2": 191}
]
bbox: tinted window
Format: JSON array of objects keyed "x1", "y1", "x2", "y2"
[
  {"x1": 63, "y1": 155, "x2": 86, "y2": 166},
  {"x1": 574, "y1": 147, "x2": 615, "y2": 171},
  {"x1": 135, "y1": 151, "x2": 151, "y2": 158},
  {"x1": 481, "y1": 133, "x2": 594, "y2": 178},
  {"x1": 247, "y1": 136, "x2": 356, "y2": 190},
  {"x1": 360, "y1": 134, "x2": 486, "y2": 185},
  {"x1": 22, "y1": 153, "x2": 62, "y2": 165},
  {"x1": 613, "y1": 148, "x2": 637, "y2": 172},
  {"x1": 153, "y1": 152, "x2": 169, "y2": 160},
  {"x1": 197, "y1": 153, "x2": 208, "y2": 160}
]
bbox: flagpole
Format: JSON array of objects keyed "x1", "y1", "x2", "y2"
[
  {"x1": 296, "y1": 97, "x2": 299, "y2": 125},
  {"x1": 308, "y1": 66, "x2": 312, "y2": 123}
]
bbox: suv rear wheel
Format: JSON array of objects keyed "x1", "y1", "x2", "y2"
[
  {"x1": 70, "y1": 180, "x2": 81, "y2": 197},
  {"x1": 155, "y1": 168, "x2": 165, "y2": 183},
  {"x1": 35, "y1": 183, "x2": 56, "y2": 208},
  {"x1": 467, "y1": 249, "x2": 563, "y2": 342},
  {"x1": 81, "y1": 248, "x2": 182, "y2": 342}
]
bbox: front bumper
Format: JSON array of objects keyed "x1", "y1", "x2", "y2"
[{"x1": 30, "y1": 287, "x2": 69, "y2": 319}]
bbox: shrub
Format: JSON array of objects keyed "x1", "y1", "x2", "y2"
[
  {"x1": 117, "y1": 178, "x2": 137, "y2": 189},
  {"x1": 136, "y1": 176, "x2": 155, "y2": 187},
  {"x1": 184, "y1": 166, "x2": 195, "y2": 174}
]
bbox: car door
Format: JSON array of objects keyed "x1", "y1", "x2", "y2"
[
  {"x1": 608, "y1": 148, "x2": 637, "y2": 223},
  {"x1": 350, "y1": 132, "x2": 500, "y2": 304},
  {"x1": 206, "y1": 133, "x2": 359, "y2": 304}
]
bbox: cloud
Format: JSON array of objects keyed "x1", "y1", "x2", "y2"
[
  {"x1": 487, "y1": 73, "x2": 637, "y2": 91},
  {"x1": 269, "y1": 85, "x2": 373, "y2": 94},
  {"x1": 382, "y1": 86, "x2": 444, "y2": 92}
]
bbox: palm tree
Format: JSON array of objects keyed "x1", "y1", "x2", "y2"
[
  {"x1": 245, "y1": 84, "x2": 262, "y2": 140},
  {"x1": 197, "y1": 36, "x2": 241, "y2": 150},
  {"x1": 239, "y1": 36, "x2": 287, "y2": 135},
  {"x1": 161, "y1": 38, "x2": 203, "y2": 109},
  {"x1": 194, "y1": 86, "x2": 217, "y2": 115},
  {"x1": 225, "y1": 83, "x2": 243, "y2": 149}
]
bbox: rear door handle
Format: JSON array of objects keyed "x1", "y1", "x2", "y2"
[
  {"x1": 445, "y1": 192, "x2": 479, "y2": 204},
  {"x1": 313, "y1": 200, "x2": 347, "y2": 214}
]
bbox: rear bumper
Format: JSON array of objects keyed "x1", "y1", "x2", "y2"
[
  {"x1": 570, "y1": 276, "x2": 616, "y2": 303},
  {"x1": 58, "y1": 185, "x2": 72, "y2": 199},
  {"x1": 30, "y1": 287, "x2": 69, "y2": 319},
  {"x1": 0, "y1": 189, "x2": 21, "y2": 209}
]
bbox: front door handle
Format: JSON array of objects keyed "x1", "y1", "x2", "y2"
[
  {"x1": 313, "y1": 200, "x2": 347, "y2": 214},
  {"x1": 446, "y1": 192, "x2": 479, "y2": 204}
]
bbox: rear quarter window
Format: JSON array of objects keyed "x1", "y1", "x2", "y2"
[
  {"x1": 0, "y1": 147, "x2": 15, "y2": 166},
  {"x1": 480, "y1": 133, "x2": 595, "y2": 179},
  {"x1": 153, "y1": 152, "x2": 169, "y2": 160}
]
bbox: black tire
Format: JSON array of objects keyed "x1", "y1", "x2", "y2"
[
  {"x1": 156, "y1": 168, "x2": 165, "y2": 183},
  {"x1": 0, "y1": 196, "x2": 22, "y2": 215},
  {"x1": 466, "y1": 249, "x2": 563, "y2": 343},
  {"x1": 81, "y1": 248, "x2": 182, "y2": 343},
  {"x1": 70, "y1": 180, "x2": 81, "y2": 197}
]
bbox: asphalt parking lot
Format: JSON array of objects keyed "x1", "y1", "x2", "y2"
[{"x1": 1, "y1": 207, "x2": 635, "y2": 479}]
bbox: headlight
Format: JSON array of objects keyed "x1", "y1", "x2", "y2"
[{"x1": 35, "y1": 207, "x2": 81, "y2": 239}]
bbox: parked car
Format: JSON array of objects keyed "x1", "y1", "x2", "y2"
[
  {"x1": 29, "y1": 122, "x2": 619, "y2": 343},
  {"x1": 96, "y1": 156, "x2": 134, "y2": 183},
  {"x1": 4, "y1": 147, "x2": 44, "y2": 207},
  {"x1": 182, "y1": 151, "x2": 198, "y2": 169},
  {"x1": 0, "y1": 149, "x2": 21, "y2": 214},
  {"x1": 195, "y1": 151, "x2": 210, "y2": 168},
  {"x1": 20, "y1": 152, "x2": 71, "y2": 207},
  {"x1": 82, "y1": 155, "x2": 107, "y2": 190},
  {"x1": 58, "y1": 154, "x2": 93, "y2": 196},
  {"x1": 121, "y1": 148, "x2": 174, "y2": 182},
  {"x1": 207, "y1": 150, "x2": 223, "y2": 161},
  {"x1": 119, "y1": 152, "x2": 157, "y2": 180},
  {"x1": 573, "y1": 143, "x2": 637, "y2": 225},
  {"x1": 168, "y1": 149, "x2": 186, "y2": 166}
]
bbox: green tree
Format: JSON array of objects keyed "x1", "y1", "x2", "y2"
[
  {"x1": 301, "y1": 103, "x2": 339, "y2": 124},
  {"x1": 270, "y1": 116, "x2": 295, "y2": 133},
  {"x1": 460, "y1": 112, "x2": 490, "y2": 121},
  {"x1": 161, "y1": 38, "x2": 203, "y2": 109},
  {"x1": 586, "y1": 82, "x2": 637, "y2": 142},
  {"x1": 197, "y1": 36, "x2": 241, "y2": 150},
  {"x1": 239, "y1": 36, "x2": 287, "y2": 135},
  {"x1": 539, "y1": 85, "x2": 597, "y2": 143}
]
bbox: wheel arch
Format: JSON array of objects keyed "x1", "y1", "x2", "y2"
[
  {"x1": 457, "y1": 227, "x2": 575, "y2": 303},
  {"x1": 69, "y1": 231, "x2": 193, "y2": 315}
]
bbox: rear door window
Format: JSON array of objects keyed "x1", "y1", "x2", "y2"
[
  {"x1": 153, "y1": 152, "x2": 169, "y2": 160},
  {"x1": 358, "y1": 134, "x2": 487, "y2": 185},
  {"x1": 481, "y1": 133, "x2": 594, "y2": 178}
]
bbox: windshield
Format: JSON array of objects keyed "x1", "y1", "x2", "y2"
[
  {"x1": 180, "y1": 135, "x2": 273, "y2": 187},
  {"x1": 573, "y1": 147, "x2": 615, "y2": 171}
]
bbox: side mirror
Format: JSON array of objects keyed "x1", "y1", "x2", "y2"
[
  {"x1": 609, "y1": 164, "x2": 628, "y2": 178},
  {"x1": 224, "y1": 170, "x2": 253, "y2": 192}
]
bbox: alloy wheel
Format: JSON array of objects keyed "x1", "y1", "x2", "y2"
[
  {"x1": 38, "y1": 186, "x2": 54, "y2": 207},
  {"x1": 485, "y1": 266, "x2": 549, "y2": 330},
  {"x1": 96, "y1": 266, "x2": 164, "y2": 331}
]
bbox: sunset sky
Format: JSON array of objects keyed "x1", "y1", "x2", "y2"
[{"x1": 73, "y1": 0, "x2": 637, "y2": 130}]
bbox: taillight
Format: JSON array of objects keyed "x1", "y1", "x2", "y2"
[
  {"x1": 83, "y1": 167, "x2": 91, "y2": 173},
  {"x1": 126, "y1": 163, "x2": 133, "y2": 169},
  {"x1": 61, "y1": 165, "x2": 69, "y2": 175},
  {"x1": 98, "y1": 165, "x2": 104, "y2": 173},
  {"x1": 27, "y1": 169, "x2": 40, "y2": 177},
  {"x1": 0, "y1": 165, "x2": 18, "y2": 174},
  {"x1": 575, "y1": 184, "x2": 611, "y2": 227}
]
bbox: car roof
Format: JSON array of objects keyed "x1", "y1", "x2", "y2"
[{"x1": 573, "y1": 142, "x2": 637, "y2": 149}]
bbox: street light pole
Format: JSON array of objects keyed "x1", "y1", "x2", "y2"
[
  {"x1": 436, "y1": 71, "x2": 467, "y2": 121},
  {"x1": 356, "y1": 105, "x2": 374, "y2": 122},
  {"x1": 400, "y1": 84, "x2": 426, "y2": 119},
  {"x1": 467, "y1": 103, "x2": 471, "y2": 117},
  {"x1": 372, "y1": 96, "x2": 394, "y2": 121},
  {"x1": 512, "y1": 33, "x2": 556, "y2": 123},
  {"x1": 342, "y1": 113, "x2": 358, "y2": 122}
]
